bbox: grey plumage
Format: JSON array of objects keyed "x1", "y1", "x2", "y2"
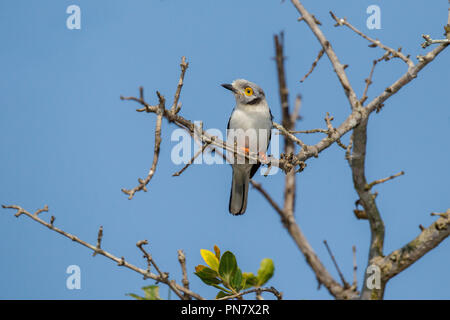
[{"x1": 222, "y1": 79, "x2": 273, "y2": 215}]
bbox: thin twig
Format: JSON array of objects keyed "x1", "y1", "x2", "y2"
[
  {"x1": 290, "y1": 128, "x2": 328, "y2": 134},
  {"x1": 291, "y1": 94, "x2": 303, "y2": 123},
  {"x1": 329, "y1": 11, "x2": 414, "y2": 68},
  {"x1": 273, "y1": 121, "x2": 308, "y2": 151},
  {"x1": 216, "y1": 287, "x2": 282, "y2": 300},
  {"x1": 92, "y1": 226, "x2": 103, "y2": 257},
  {"x1": 360, "y1": 60, "x2": 378, "y2": 105},
  {"x1": 366, "y1": 171, "x2": 405, "y2": 190},
  {"x1": 172, "y1": 140, "x2": 213, "y2": 177},
  {"x1": 121, "y1": 92, "x2": 165, "y2": 199},
  {"x1": 250, "y1": 180, "x2": 285, "y2": 218},
  {"x1": 323, "y1": 240, "x2": 350, "y2": 289},
  {"x1": 300, "y1": 48, "x2": 325, "y2": 83},
  {"x1": 1, "y1": 205, "x2": 204, "y2": 300},
  {"x1": 291, "y1": 0, "x2": 360, "y2": 110},
  {"x1": 171, "y1": 56, "x2": 189, "y2": 114},
  {"x1": 421, "y1": 34, "x2": 450, "y2": 48}
]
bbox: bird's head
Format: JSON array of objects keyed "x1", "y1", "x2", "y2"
[{"x1": 221, "y1": 79, "x2": 265, "y2": 106}]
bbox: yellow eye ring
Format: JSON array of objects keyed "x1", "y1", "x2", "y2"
[{"x1": 244, "y1": 87, "x2": 253, "y2": 96}]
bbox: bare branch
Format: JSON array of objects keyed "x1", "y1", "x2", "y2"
[
  {"x1": 300, "y1": 48, "x2": 325, "y2": 83},
  {"x1": 177, "y1": 250, "x2": 191, "y2": 300},
  {"x1": 360, "y1": 60, "x2": 378, "y2": 105},
  {"x1": 291, "y1": 94, "x2": 303, "y2": 123},
  {"x1": 366, "y1": 42, "x2": 449, "y2": 115},
  {"x1": 323, "y1": 240, "x2": 350, "y2": 289},
  {"x1": 250, "y1": 180, "x2": 285, "y2": 219},
  {"x1": 34, "y1": 205, "x2": 49, "y2": 216},
  {"x1": 347, "y1": 118, "x2": 385, "y2": 299},
  {"x1": 290, "y1": 128, "x2": 328, "y2": 134},
  {"x1": 1, "y1": 204, "x2": 204, "y2": 300},
  {"x1": 291, "y1": 0, "x2": 360, "y2": 110},
  {"x1": 171, "y1": 56, "x2": 189, "y2": 114},
  {"x1": 379, "y1": 209, "x2": 450, "y2": 282},
  {"x1": 172, "y1": 139, "x2": 213, "y2": 177},
  {"x1": 366, "y1": 171, "x2": 405, "y2": 190},
  {"x1": 421, "y1": 34, "x2": 450, "y2": 48},
  {"x1": 121, "y1": 92, "x2": 165, "y2": 199},
  {"x1": 273, "y1": 121, "x2": 308, "y2": 151},
  {"x1": 329, "y1": 11, "x2": 414, "y2": 68},
  {"x1": 92, "y1": 226, "x2": 103, "y2": 257},
  {"x1": 272, "y1": 29, "x2": 355, "y2": 299}
]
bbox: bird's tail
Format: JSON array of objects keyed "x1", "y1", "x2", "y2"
[{"x1": 229, "y1": 167, "x2": 250, "y2": 215}]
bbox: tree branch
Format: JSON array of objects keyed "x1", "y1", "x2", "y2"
[
  {"x1": 329, "y1": 11, "x2": 414, "y2": 68},
  {"x1": 216, "y1": 287, "x2": 282, "y2": 300},
  {"x1": 290, "y1": 0, "x2": 360, "y2": 110},
  {"x1": 379, "y1": 209, "x2": 450, "y2": 282},
  {"x1": 121, "y1": 91, "x2": 165, "y2": 199},
  {"x1": 1, "y1": 204, "x2": 204, "y2": 300}
]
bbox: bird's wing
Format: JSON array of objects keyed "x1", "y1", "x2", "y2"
[
  {"x1": 227, "y1": 108, "x2": 235, "y2": 131},
  {"x1": 251, "y1": 111, "x2": 272, "y2": 179}
]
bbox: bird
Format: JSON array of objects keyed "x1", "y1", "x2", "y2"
[{"x1": 222, "y1": 79, "x2": 273, "y2": 215}]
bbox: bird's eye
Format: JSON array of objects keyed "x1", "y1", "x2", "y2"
[{"x1": 244, "y1": 87, "x2": 253, "y2": 96}]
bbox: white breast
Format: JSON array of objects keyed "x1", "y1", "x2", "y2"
[{"x1": 228, "y1": 101, "x2": 272, "y2": 153}]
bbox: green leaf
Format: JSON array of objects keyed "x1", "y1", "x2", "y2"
[
  {"x1": 230, "y1": 267, "x2": 243, "y2": 292},
  {"x1": 212, "y1": 284, "x2": 232, "y2": 293},
  {"x1": 126, "y1": 293, "x2": 145, "y2": 300},
  {"x1": 216, "y1": 291, "x2": 231, "y2": 299},
  {"x1": 243, "y1": 272, "x2": 258, "y2": 289},
  {"x1": 127, "y1": 285, "x2": 162, "y2": 300},
  {"x1": 195, "y1": 266, "x2": 221, "y2": 286},
  {"x1": 257, "y1": 258, "x2": 274, "y2": 286},
  {"x1": 201, "y1": 249, "x2": 220, "y2": 272},
  {"x1": 142, "y1": 285, "x2": 162, "y2": 300},
  {"x1": 218, "y1": 251, "x2": 237, "y2": 284}
]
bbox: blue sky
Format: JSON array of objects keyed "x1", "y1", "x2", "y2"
[{"x1": 0, "y1": 0, "x2": 449, "y2": 299}]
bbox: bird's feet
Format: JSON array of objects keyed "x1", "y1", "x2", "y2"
[
  {"x1": 238, "y1": 148, "x2": 267, "y2": 162},
  {"x1": 258, "y1": 152, "x2": 268, "y2": 162}
]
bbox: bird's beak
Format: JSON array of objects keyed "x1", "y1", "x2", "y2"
[{"x1": 221, "y1": 83, "x2": 236, "y2": 93}]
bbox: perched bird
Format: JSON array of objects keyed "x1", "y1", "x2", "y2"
[{"x1": 222, "y1": 79, "x2": 273, "y2": 215}]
